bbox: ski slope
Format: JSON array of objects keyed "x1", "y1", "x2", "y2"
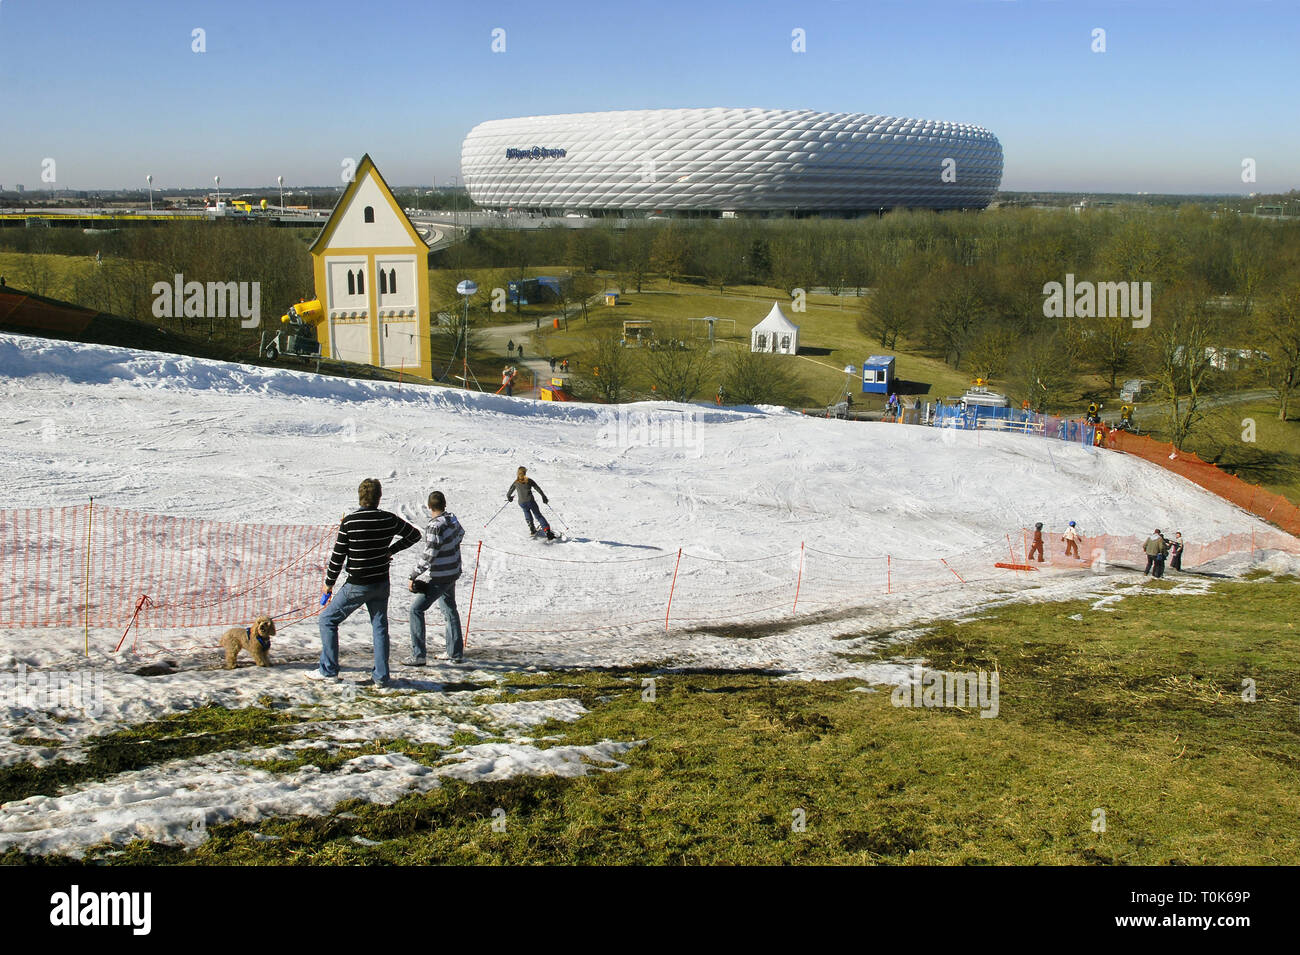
[{"x1": 0, "y1": 331, "x2": 1294, "y2": 856}]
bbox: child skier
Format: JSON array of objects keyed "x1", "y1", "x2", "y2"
[
  {"x1": 1028, "y1": 522, "x2": 1045, "y2": 562},
  {"x1": 507, "y1": 466, "x2": 554, "y2": 540},
  {"x1": 1061, "y1": 521, "x2": 1081, "y2": 559}
]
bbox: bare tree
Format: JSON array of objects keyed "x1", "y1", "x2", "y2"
[
  {"x1": 720, "y1": 349, "x2": 802, "y2": 407},
  {"x1": 965, "y1": 328, "x2": 1016, "y2": 383},
  {"x1": 1015, "y1": 332, "x2": 1073, "y2": 414},
  {"x1": 927, "y1": 266, "x2": 989, "y2": 369},
  {"x1": 582, "y1": 333, "x2": 638, "y2": 403},
  {"x1": 1146, "y1": 286, "x2": 1216, "y2": 450},
  {"x1": 1261, "y1": 284, "x2": 1300, "y2": 421},
  {"x1": 1087, "y1": 312, "x2": 1136, "y2": 392},
  {"x1": 651, "y1": 225, "x2": 691, "y2": 288},
  {"x1": 645, "y1": 343, "x2": 714, "y2": 402}
]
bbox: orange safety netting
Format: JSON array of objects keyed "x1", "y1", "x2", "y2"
[
  {"x1": 1107, "y1": 430, "x2": 1300, "y2": 537},
  {"x1": 2, "y1": 504, "x2": 1297, "y2": 645},
  {"x1": 0, "y1": 504, "x2": 335, "y2": 630}
]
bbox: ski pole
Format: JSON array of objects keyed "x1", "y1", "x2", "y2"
[
  {"x1": 546, "y1": 502, "x2": 572, "y2": 533},
  {"x1": 484, "y1": 500, "x2": 510, "y2": 528}
]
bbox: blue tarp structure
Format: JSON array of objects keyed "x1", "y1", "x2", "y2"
[
  {"x1": 932, "y1": 404, "x2": 1098, "y2": 446},
  {"x1": 507, "y1": 276, "x2": 562, "y2": 305}
]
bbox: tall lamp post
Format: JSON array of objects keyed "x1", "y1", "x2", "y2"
[
  {"x1": 146, "y1": 174, "x2": 153, "y2": 212},
  {"x1": 213, "y1": 175, "x2": 221, "y2": 208},
  {"x1": 277, "y1": 175, "x2": 284, "y2": 212},
  {"x1": 456, "y1": 279, "x2": 478, "y2": 390}
]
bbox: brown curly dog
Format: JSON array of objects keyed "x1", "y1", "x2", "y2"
[{"x1": 220, "y1": 615, "x2": 275, "y2": 669}]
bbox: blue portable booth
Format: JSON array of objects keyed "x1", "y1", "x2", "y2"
[{"x1": 861, "y1": 355, "x2": 895, "y2": 394}]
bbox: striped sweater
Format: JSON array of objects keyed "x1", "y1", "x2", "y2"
[
  {"x1": 409, "y1": 512, "x2": 466, "y2": 582},
  {"x1": 325, "y1": 507, "x2": 421, "y2": 587}
]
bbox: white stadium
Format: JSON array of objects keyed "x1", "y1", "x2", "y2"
[{"x1": 460, "y1": 107, "x2": 1004, "y2": 217}]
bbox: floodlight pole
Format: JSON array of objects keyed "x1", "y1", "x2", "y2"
[{"x1": 461, "y1": 291, "x2": 475, "y2": 390}]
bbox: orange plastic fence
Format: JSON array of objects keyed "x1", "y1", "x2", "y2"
[
  {"x1": 3, "y1": 504, "x2": 1298, "y2": 643},
  {"x1": 0, "y1": 504, "x2": 335, "y2": 630},
  {"x1": 1108, "y1": 431, "x2": 1300, "y2": 537}
]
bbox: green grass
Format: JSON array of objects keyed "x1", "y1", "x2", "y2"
[
  {"x1": 1172, "y1": 400, "x2": 1300, "y2": 507},
  {"x1": 8, "y1": 578, "x2": 1296, "y2": 865},
  {"x1": 528, "y1": 277, "x2": 972, "y2": 408}
]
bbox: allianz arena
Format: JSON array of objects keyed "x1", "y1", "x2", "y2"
[{"x1": 460, "y1": 108, "x2": 1003, "y2": 216}]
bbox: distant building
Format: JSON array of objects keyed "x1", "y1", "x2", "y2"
[
  {"x1": 462, "y1": 108, "x2": 1003, "y2": 216},
  {"x1": 308, "y1": 154, "x2": 432, "y2": 378}
]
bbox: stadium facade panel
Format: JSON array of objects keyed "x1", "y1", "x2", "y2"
[{"x1": 460, "y1": 108, "x2": 1003, "y2": 215}]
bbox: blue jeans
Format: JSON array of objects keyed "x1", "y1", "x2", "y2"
[
  {"x1": 518, "y1": 499, "x2": 549, "y2": 532},
  {"x1": 318, "y1": 580, "x2": 391, "y2": 681},
  {"x1": 409, "y1": 578, "x2": 463, "y2": 660}
]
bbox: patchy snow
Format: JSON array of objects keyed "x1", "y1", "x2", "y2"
[{"x1": 1, "y1": 332, "x2": 1294, "y2": 856}]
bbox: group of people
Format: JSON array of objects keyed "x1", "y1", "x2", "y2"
[
  {"x1": 1027, "y1": 521, "x2": 1082, "y2": 561},
  {"x1": 548, "y1": 356, "x2": 571, "y2": 374},
  {"x1": 309, "y1": 469, "x2": 557, "y2": 686},
  {"x1": 1143, "y1": 529, "x2": 1185, "y2": 578},
  {"x1": 1025, "y1": 521, "x2": 1186, "y2": 576}
]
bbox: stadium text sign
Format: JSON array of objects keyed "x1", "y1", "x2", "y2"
[{"x1": 505, "y1": 146, "x2": 567, "y2": 160}]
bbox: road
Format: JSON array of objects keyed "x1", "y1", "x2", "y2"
[{"x1": 1100, "y1": 388, "x2": 1276, "y2": 426}]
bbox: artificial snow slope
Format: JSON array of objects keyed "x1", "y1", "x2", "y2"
[
  {"x1": 0, "y1": 331, "x2": 1272, "y2": 544},
  {"x1": 1, "y1": 332, "x2": 1294, "y2": 857}
]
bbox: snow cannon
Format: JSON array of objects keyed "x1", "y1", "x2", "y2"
[
  {"x1": 264, "y1": 298, "x2": 323, "y2": 361},
  {"x1": 281, "y1": 298, "x2": 323, "y2": 327}
]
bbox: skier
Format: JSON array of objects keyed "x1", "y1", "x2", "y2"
[
  {"x1": 549, "y1": 356, "x2": 557, "y2": 373},
  {"x1": 508, "y1": 338, "x2": 515, "y2": 355},
  {"x1": 1169, "y1": 532, "x2": 1185, "y2": 572},
  {"x1": 1061, "y1": 521, "x2": 1081, "y2": 559},
  {"x1": 507, "y1": 466, "x2": 554, "y2": 540},
  {"x1": 1028, "y1": 522, "x2": 1045, "y2": 562}
]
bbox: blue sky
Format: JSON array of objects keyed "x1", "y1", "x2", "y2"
[{"x1": 0, "y1": 0, "x2": 1296, "y2": 193}]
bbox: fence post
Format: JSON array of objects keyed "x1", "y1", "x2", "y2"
[
  {"x1": 665, "y1": 547, "x2": 682, "y2": 631},
  {"x1": 941, "y1": 558, "x2": 967, "y2": 584},
  {"x1": 792, "y1": 541, "x2": 805, "y2": 613},
  {"x1": 463, "y1": 540, "x2": 483, "y2": 646},
  {"x1": 84, "y1": 496, "x2": 94, "y2": 656}
]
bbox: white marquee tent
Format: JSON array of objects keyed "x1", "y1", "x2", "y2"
[{"x1": 750, "y1": 302, "x2": 800, "y2": 355}]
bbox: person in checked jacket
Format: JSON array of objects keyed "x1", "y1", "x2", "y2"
[{"x1": 406, "y1": 490, "x2": 466, "y2": 665}]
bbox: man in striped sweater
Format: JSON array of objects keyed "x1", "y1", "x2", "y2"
[
  {"x1": 405, "y1": 490, "x2": 466, "y2": 665},
  {"x1": 311, "y1": 478, "x2": 421, "y2": 685}
]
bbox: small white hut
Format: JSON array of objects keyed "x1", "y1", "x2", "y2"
[{"x1": 750, "y1": 302, "x2": 800, "y2": 355}]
